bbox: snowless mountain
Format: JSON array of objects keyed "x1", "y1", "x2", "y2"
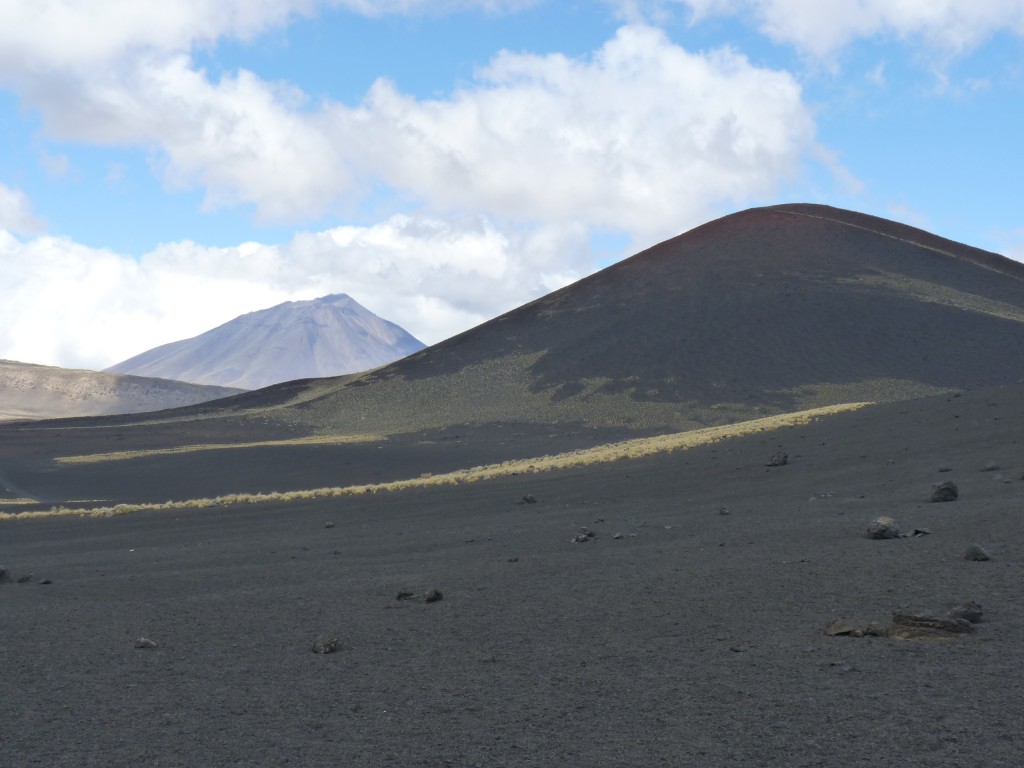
[
  {"x1": 106, "y1": 294, "x2": 425, "y2": 390},
  {"x1": 0, "y1": 360, "x2": 242, "y2": 421}
]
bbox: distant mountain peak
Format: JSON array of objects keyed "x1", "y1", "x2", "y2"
[{"x1": 106, "y1": 294, "x2": 425, "y2": 389}]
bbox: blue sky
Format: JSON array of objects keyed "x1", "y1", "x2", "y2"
[{"x1": 0, "y1": 1, "x2": 1022, "y2": 370}]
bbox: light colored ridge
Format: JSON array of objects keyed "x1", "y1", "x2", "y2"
[{"x1": 1, "y1": 402, "x2": 870, "y2": 520}]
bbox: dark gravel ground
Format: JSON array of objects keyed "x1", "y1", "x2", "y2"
[{"x1": 2, "y1": 387, "x2": 1024, "y2": 767}]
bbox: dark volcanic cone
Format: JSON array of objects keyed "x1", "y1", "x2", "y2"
[{"x1": 275, "y1": 204, "x2": 1024, "y2": 433}]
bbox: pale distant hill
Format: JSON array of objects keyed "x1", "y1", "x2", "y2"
[
  {"x1": 105, "y1": 294, "x2": 425, "y2": 390},
  {"x1": 0, "y1": 360, "x2": 243, "y2": 421}
]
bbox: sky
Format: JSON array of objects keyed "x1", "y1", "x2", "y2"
[{"x1": 1, "y1": 1, "x2": 1023, "y2": 371}]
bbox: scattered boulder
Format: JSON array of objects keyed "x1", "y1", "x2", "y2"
[
  {"x1": 930, "y1": 481, "x2": 958, "y2": 502},
  {"x1": 312, "y1": 635, "x2": 339, "y2": 654},
  {"x1": 765, "y1": 452, "x2": 788, "y2": 467},
  {"x1": 571, "y1": 527, "x2": 595, "y2": 544},
  {"x1": 823, "y1": 619, "x2": 861, "y2": 637},
  {"x1": 134, "y1": 637, "x2": 159, "y2": 650},
  {"x1": 866, "y1": 516, "x2": 901, "y2": 540},
  {"x1": 946, "y1": 601, "x2": 983, "y2": 624},
  {"x1": 888, "y1": 613, "x2": 974, "y2": 639},
  {"x1": 962, "y1": 544, "x2": 991, "y2": 562},
  {"x1": 397, "y1": 589, "x2": 444, "y2": 603},
  {"x1": 826, "y1": 611, "x2": 977, "y2": 640}
]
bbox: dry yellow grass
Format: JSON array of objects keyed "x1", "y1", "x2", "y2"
[
  {"x1": 1, "y1": 402, "x2": 869, "y2": 521},
  {"x1": 53, "y1": 433, "x2": 380, "y2": 465}
]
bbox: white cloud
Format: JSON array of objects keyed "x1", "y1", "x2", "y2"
[
  {"x1": 0, "y1": 1, "x2": 316, "y2": 72},
  {"x1": 670, "y1": 0, "x2": 1024, "y2": 58},
  {"x1": 0, "y1": 183, "x2": 43, "y2": 235},
  {"x1": 0, "y1": 215, "x2": 589, "y2": 370},
  {"x1": 5, "y1": 21, "x2": 822, "y2": 240},
  {"x1": 0, "y1": 0, "x2": 537, "y2": 74},
  {"x1": 339, "y1": 25, "x2": 817, "y2": 242}
]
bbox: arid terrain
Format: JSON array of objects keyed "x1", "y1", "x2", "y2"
[
  {"x1": 0, "y1": 359, "x2": 243, "y2": 422},
  {"x1": 2, "y1": 204, "x2": 1023, "y2": 767}
]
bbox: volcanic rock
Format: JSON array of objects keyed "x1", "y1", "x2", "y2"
[
  {"x1": 962, "y1": 544, "x2": 992, "y2": 561},
  {"x1": 866, "y1": 516, "x2": 900, "y2": 539},
  {"x1": 312, "y1": 635, "x2": 339, "y2": 654},
  {"x1": 946, "y1": 602, "x2": 984, "y2": 623},
  {"x1": 931, "y1": 481, "x2": 959, "y2": 502}
]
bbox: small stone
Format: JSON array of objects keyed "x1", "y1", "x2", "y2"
[
  {"x1": 824, "y1": 619, "x2": 861, "y2": 636},
  {"x1": 766, "y1": 452, "x2": 788, "y2": 467},
  {"x1": 507, "y1": 557, "x2": 519, "y2": 562},
  {"x1": 570, "y1": 533, "x2": 591, "y2": 544},
  {"x1": 718, "y1": 506, "x2": 730, "y2": 515},
  {"x1": 324, "y1": 522, "x2": 335, "y2": 529},
  {"x1": 866, "y1": 516, "x2": 901, "y2": 540},
  {"x1": 946, "y1": 601, "x2": 983, "y2": 623},
  {"x1": 962, "y1": 544, "x2": 991, "y2": 561},
  {"x1": 980, "y1": 461, "x2": 1000, "y2": 472},
  {"x1": 931, "y1": 481, "x2": 958, "y2": 502},
  {"x1": 938, "y1": 466, "x2": 953, "y2": 473},
  {"x1": 16, "y1": 574, "x2": 33, "y2": 583},
  {"x1": 312, "y1": 635, "x2": 339, "y2": 654},
  {"x1": 134, "y1": 637, "x2": 159, "y2": 649},
  {"x1": 39, "y1": 578, "x2": 52, "y2": 585},
  {"x1": 396, "y1": 590, "x2": 415, "y2": 600},
  {"x1": 423, "y1": 589, "x2": 444, "y2": 603},
  {"x1": 522, "y1": 495, "x2": 538, "y2": 504},
  {"x1": 0, "y1": 567, "x2": 11, "y2": 584},
  {"x1": 611, "y1": 532, "x2": 623, "y2": 540}
]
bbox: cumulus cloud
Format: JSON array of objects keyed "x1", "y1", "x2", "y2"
[
  {"x1": 0, "y1": 183, "x2": 43, "y2": 235},
  {"x1": 4, "y1": 19, "x2": 822, "y2": 240},
  {"x1": 671, "y1": 0, "x2": 1024, "y2": 58},
  {"x1": 0, "y1": 215, "x2": 588, "y2": 370},
  {"x1": 0, "y1": 1, "x2": 537, "y2": 74},
  {"x1": 340, "y1": 25, "x2": 816, "y2": 242}
]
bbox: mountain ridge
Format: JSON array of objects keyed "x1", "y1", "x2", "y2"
[
  {"x1": 105, "y1": 293, "x2": 425, "y2": 389},
  {"x1": 0, "y1": 359, "x2": 243, "y2": 421}
]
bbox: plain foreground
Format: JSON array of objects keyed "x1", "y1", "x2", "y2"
[{"x1": 2, "y1": 386, "x2": 1024, "y2": 767}]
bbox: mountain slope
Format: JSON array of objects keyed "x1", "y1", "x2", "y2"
[
  {"x1": 3, "y1": 203, "x2": 1024, "y2": 507},
  {"x1": 106, "y1": 294, "x2": 425, "y2": 389},
  {"x1": 0, "y1": 360, "x2": 243, "y2": 421},
  {"x1": 263, "y1": 203, "x2": 1024, "y2": 434}
]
